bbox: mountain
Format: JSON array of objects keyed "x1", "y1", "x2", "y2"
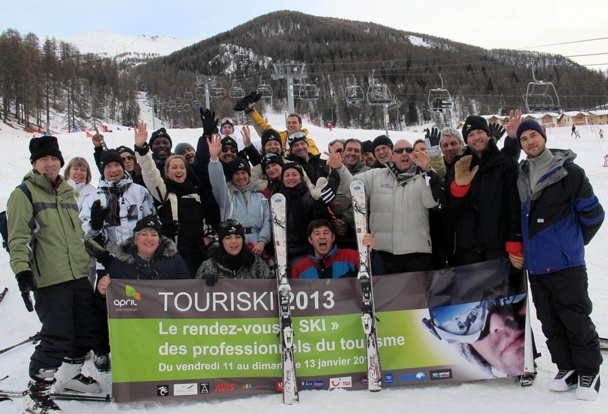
[{"x1": 135, "y1": 10, "x2": 608, "y2": 128}]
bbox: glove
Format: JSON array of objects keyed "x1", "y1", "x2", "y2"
[
  {"x1": 232, "y1": 91, "x2": 262, "y2": 112},
  {"x1": 90, "y1": 200, "x2": 110, "y2": 231},
  {"x1": 320, "y1": 185, "x2": 336, "y2": 205},
  {"x1": 424, "y1": 128, "x2": 442, "y2": 158},
  {"x1": 489, "y1": 122, "x2": 506, "y2": 142},
  {"x1": 310, "y1": 177, "x2": 327, "y2": 200},
  {"x1": 204, "y1": 273, "x2": 219, "y2": 287},
  {"x1": 16, "y1": 270, "x2": 35, "y2": 312},
  {"x1": 97, "y1": 251, "x2": 115, "y2": 269},
  {"x1": 199, "y1": 108, "x2": 218, "y2": 136},
  {"x1": 161, "y1": 220, "x2": 180, "y2": 238}
]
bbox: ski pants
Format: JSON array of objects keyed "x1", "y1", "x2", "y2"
[
  {"x1": 529, "y1": 266, "x2": 602, "y2": 375},
  {"x1": 30, "y1": 277, "x2": 101, "y2": 380}
]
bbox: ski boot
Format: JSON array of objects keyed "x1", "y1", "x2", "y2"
[{"x1": 54, "y1": 357, "x2": 101, "y2": 394}]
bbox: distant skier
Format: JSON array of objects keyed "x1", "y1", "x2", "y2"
[
  {"x1": 571, "y1": 124, "x2": 576, "y2": 136},
  {"x1": 599, "y1": 128, "x2": 604, "y2": 139},
  {"x1": 575, "y1": 130, "x2": 581, "y2": 139},
  {"x1": 603, "y1": 154, "x2": 608, "y2": 167}
]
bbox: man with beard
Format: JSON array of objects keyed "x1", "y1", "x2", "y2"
[
  {"x1": 174, "y1": 142, "x2": 196, "y2": 165},
  {"x1": 148, "y1": 127, "x2": 173, "y2": 171}
]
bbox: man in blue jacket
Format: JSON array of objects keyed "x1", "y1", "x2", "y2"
[{"x1": 517, "y1": 120, "x2": 604, "y2": 401}]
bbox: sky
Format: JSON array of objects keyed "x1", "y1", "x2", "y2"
[
  {"x1": 1, "y1": 0, "x2": 607, "y2": 72},
  {"x1": 1, "y1": 101, "x2": 608, "y2": 413}
]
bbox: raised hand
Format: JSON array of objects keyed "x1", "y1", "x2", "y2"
[
  {"x1": 505, "y1": 109, "x2": 523, "y2": 140},
  {"x1": 207, "y1": 134, "x2": 222, "y2": 161},
  {"x1": 241, "y1": 125, "x2": 252, "y2": 147},
  {"x1": 410, "y1": 149, "x2": 430, "y2": 171},
  {"x1": 134, "y1": 121, "x2": 148, "y2": 148},
  {"x1": 488, "y1": 122, "x2": 506, "y2": 142},
  {"x1": 424, "y1": 127, "x2": 442, "y2": 157},
  {"x1": 324, "y1": 146, "x2": 342, "y2": 169},
  {"x1": 200, "y1": 108, "x2": 218, "y2": 136},
  {"x1": 454, "y1": 155, "x2": 479, "y2": 186}
]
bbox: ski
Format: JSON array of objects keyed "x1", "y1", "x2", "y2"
[
  {"x1": 520, "y1": 270, "x2": 536, "y2": 387},
  {"x1": 0, "y1": 287, "x2": 7, "y2": 303},
  {"x1": 51, "y1": 392, "x2": 113, "y2": 402},
  {"x1": 270, "y1": 193, "x2": 299, "y2": 404},
  {"x1": 350, "y1": 180, "x2": 382, "y2": 392},
  {"x1": 0, "y1": 389, "x2": 27, "y2": 398},
  {"x1": 0, "y1": 332, "x2": 40, "y2": 356}
]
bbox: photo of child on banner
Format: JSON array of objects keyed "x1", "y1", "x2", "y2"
[{"x1": 422, "y1": 259, "x2": 528, "y2": 378}]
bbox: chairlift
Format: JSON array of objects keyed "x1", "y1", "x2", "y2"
[
  {"x1": 522, "y1": 63, "x2": 561, "y2": 113},
  {"x1": 428, "y1": 74, "x2": 453, "y2": 113},
  {"x1": 366, "y1": 70, "x2": 393, "y2": 105},
  {"x1": 210, "y1": 86, "x2": 226, "y2": 98},
  {"x1": 345, "y1": 78, "x2": 365, "y2": 106},
  {"x1": 298, "y1": 83, "x2": 320, "y2": 101},
  {"x1": 195, "y1": 86, "x2": 206, "y2": 100},
  {"x1": 229, "y1": 80, "x2": 245, "y2": 99},
  {"x1": 257, "y1": 77, "x2": 273, "y2": 99},
  {"x1": 184, "y1": 91, "x2": 193, "y2": 102},
  {"x1": 175, "y1": 96, "x2": 184, "y2": 107}
]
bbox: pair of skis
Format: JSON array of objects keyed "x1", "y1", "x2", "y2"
[
  {"x1": 0, "y1": 389, "x2": 111, "y2": 402},
  {"x1": 269, "y1": 180, "x2": 382, "y2": 404}
]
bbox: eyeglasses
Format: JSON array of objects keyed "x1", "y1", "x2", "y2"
[
  {"x1": 121, "y1": 156, "x2": 135, "y2": 161},
  {"x1": 393, "y1": 147, "x2": 414, "y2": 154},
  {"x1": 222, "y1": 147, "x2": 237, "y2": 154},
  {"x1": 422, "y1": 293, "x2": 526, "y2": 344}
]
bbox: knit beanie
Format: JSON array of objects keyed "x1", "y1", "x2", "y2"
[
  {"x1": 221, "y1": 136, "x2": 238, "y2": 150},
  {"x1": 100, "y1": 150, "x2": 125, "y2": 171},
  {"x1": 261, "y1": 152, "x2": 284, "y2": 170},
  {"x1": 133, "y1": 215, "x2": 162, "y2": 235},
  {"x1": 516, "y1": 120, "x2": 547, "y2": 142},
  {"x1": 462, "y1": 116, "x2": 490, "y2": 143},
  {"x1": 29, "y1": 136, "x2": 65, "y2": 166},
  {"x1": 282, "y1": 162, "x2": 304, "y2": 178},
  {"x1": 150, "y1": 128, "x2": 172, "y2": 147},
  {"x1": 372, "y1": 135, "x2": 393, "y2": 151},
  {"x1": 226, "y1": 157, "x2": 251, "y2": 178},
  {"x1": 261, "y1": 129, "x2": 282, "y2": 149},
  {"x1": 174, "y1": 142, "x2": 195, "y2": 155},
  {"x1": 362, "y1": 140, "x2": 374, "y2": 154},
  {"x1": 217, "y1": 219, "x2": 245, "y2": 241},
  {"x1": 115, "y1": 145, "x2": 135, "y2": 157}
]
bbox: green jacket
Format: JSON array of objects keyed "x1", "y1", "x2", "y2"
[{"x1": 8, "y1": 171, "x2": 94, "y2": 288}]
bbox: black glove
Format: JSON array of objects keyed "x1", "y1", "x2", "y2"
[
  {"x1": 97, "y1": 250, "x2": 115, "y2": 269},
  {"x1": 90, "y1": 200, "x2": 110, "y2": 231},
  {"x1": 320, "y1": 185, "x2": 336, "y2": 205},
  {"x1": 233, "y1": 91, "x2": 262, "y2": 112},
  {"x1": 489, "y1": 123, "x2": 506, "y2": 142},
  {"x1": 424, "y1": 127, "x2": 441, "y2": 147},
  {"x1": 16, "y1": 270, "x2": 35, "y2": 312},
  {"x1": 204, "y1": 273, "x2": 219, "y2": 287},
  {"x1": 199, "y1": 108, "x2": 218, "y2": 137},
  {"x1": 161, "y1": 220, "x2": 180, "y2": 238}
]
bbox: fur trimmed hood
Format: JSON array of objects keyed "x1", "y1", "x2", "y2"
[{"x1": 114, "y1": 235, "x2": 179, "y2": 265}]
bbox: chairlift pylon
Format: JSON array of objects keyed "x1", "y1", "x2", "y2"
[{"x1": 522, "y1": 63, "x2": 561, "y2": 113}]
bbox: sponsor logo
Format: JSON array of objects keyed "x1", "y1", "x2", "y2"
[
  {"x1": 156, "y1": 385, "x2": 169, "y2": 396},
  {"x1": 300, "y1": 380, "x2": 325, "y2": 390},
  {"x1": 200, "y1": 383, "x2": 210, "y2": 394},
  {"x1": 328, "y1": 376, "x2": 352, "y2": 389},
  {"x1": 214, "y1": 383, "x2": 235, "y2": 392},
  {"x1": 430, "y1": 369, "x2": 453, "y2": 380},
  {"x1": 114, "y1": 285, "x2": 141, "y2": 310},
  {"x1": 400, "y1": 372, "x2": 427, "y2": 382},
  {"x1": 242, "y1": 384, "x2": 272, "y2": 390},
  {"x1": 384, "y1": 373, "x2": 394, "y2": 386},
  {"x1": 174, "y1": 383, "x2": 197, "y2": 396}
]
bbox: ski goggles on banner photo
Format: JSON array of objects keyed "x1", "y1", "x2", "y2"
[{"x1": 422, "y1": 293, "x2": 526, "y2": 344}]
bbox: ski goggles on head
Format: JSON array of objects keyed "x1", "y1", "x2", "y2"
[{"x1": 422, "y1": 293, "x2": 526, "y2": 344}]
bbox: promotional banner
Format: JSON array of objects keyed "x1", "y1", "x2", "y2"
[{"x1": 107, "y1": 259, "x2": 527, "y2": 402}]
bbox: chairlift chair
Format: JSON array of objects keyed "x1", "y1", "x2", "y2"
[
  {"x1": 298, "y1": 83, "x2": 319, "y2": 101},
  {"x1": 367, "y1": 83, "x2": 393, "y2": 105},
  {"x1": 229, "y1": 81, "x2": 245, "y2": 99},
  {"x1": 257, "y1": 77, "x2": 273, "y2": 99},
  {"x1": 522, "y1": 63, "x2": 561, "y2": 113},
  {"x1": 210, "y1": 86, "x2": 226, "y2": 99},
  {"x1": 195, "y1": 86, "x2": 206, "y2": 100},
  {"x1": 175, "y1": 96, "x2": 184, "y2": 107},
  {"x1": 184, "y1": 91, "x2": 193, "y2": 102},
  {"x1": 345, "y1": 84, "x2": 365, "y2": 106},
  {"x1": 428, "y1": 74, "x2": 453, "y2": 113}
]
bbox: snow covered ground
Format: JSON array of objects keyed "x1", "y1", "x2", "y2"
[{"x1": 1, "y1": 106, "x2": 608, "y2": 413}]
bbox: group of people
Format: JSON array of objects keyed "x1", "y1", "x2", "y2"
[{"x1": 5, "y1": 96, "x2": 605, "y2": 412}]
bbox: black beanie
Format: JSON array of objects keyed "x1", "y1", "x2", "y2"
[
  {"x1": 282, "y1": 162, "x2": 304, "y2": 178},
  {"x1": 517, "y1": 120, "x2": 547, "y2": 142},
  {"x1": 462, "y1": 116, "x2": 490, "y2": 143},
  {"x1": 261, "y1": 152, "x2": 284, "y2": 170},
  {"x1": 100, "y1": 150, "x2": 125, "y2": 172},
  {"x1": 115, "y1": 145, "x2": 135, "y2": 157},
  {"x1": 29, "y1": 136, "x2": 65, "y2": 167},
  {"x1": 226, "y1": 157, "x2": 251, "y2": 178},
  {"x1": 362, "y1": 140, "x2": 374, "y2": 153},
  {"x1": 372, "y1": 135, "x2": 393, "y2": 152},
  {"x1": 133, "y1": 215, "x2": 162, "y2": 235},
  {"x1": 221, "y1": 136, "x2": 238, "y2": 150},
  {"x1": 261, "y1": 129, "x2": 282, "y2": 149},
  {"x1": 218, "y1": 219, "x2": 245, "y2": 241},
  {"x1": 150, "y1": 128, "x2": 172, "y2": 148}
]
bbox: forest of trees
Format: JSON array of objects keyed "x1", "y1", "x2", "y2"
[
  {"x1": 2, "y1": 11, "x2": 608, "y2": 132},
  {"x1": 0, "y1": 29, "x2": 139, "y2": 131}
]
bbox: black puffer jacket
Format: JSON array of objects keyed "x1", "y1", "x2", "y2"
[{"x1": 107, "y1": 236, "x2": 191, "y2": 280}]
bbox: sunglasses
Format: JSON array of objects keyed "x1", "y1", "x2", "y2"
[
  {"x1": 222, "y1": 147, "x2": 237, "y2": 154},
  {"x1": 393, "y1": 147, "x2": 414, "y2": 154}
]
